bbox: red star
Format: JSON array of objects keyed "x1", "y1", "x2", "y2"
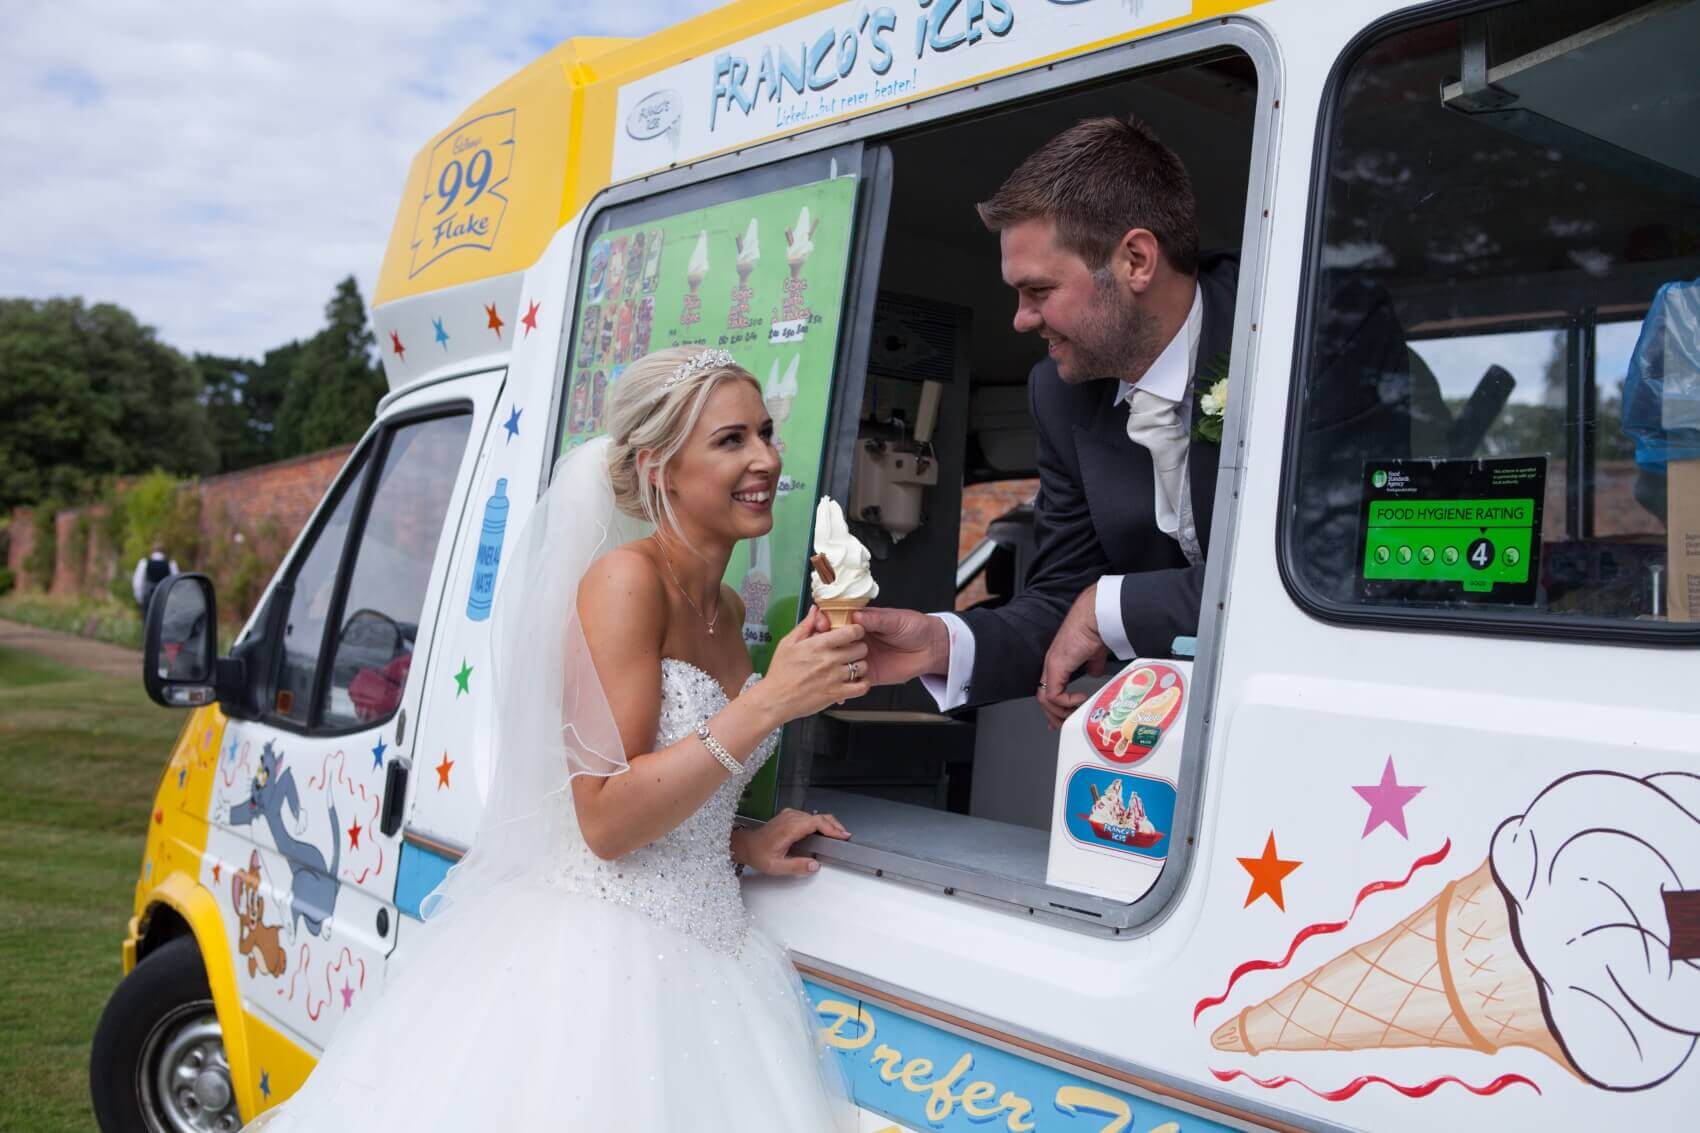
[
  {"x1": 211, "y1": 862, "x2": 221, "y2": 883},
  {"x1": 347, "y1": 820, "x2": 363, "y2": 850},
  {"x1": 520, "y1": 300, "x2": 540, "y2": 337},
  {"x1": 485, "y1": 302, "x2": 504, "y2": 338},
  {"x1": 435, "y1": 752, "x2": 455, "y2": 789},
  {"x1": 153, "y1": 808, "x2": 164, "y2": 825},
  {"x1": 1238, "y1": 832, "x2": 1303, "y2": 911},
  {"x1": 390, "y1": 330, "x2": 406, "y2": 360},
  {"x1": 340, "y1": 979, "x2": 355, "y2": 1009}
]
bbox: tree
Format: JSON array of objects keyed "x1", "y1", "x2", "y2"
[
  {"x1": 274, "y1": 277, "x2": 385, "y2": 455},
  {"x1": 0, "y1": 297, "x2": 216, "y2": 512}
]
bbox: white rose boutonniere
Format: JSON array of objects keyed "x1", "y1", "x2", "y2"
[{"x1": 1191, "y1": 352, "x2": 1231, "y2": 444}]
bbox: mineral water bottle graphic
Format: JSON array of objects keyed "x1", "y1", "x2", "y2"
[{"x1": 466, "y1": 478, "x2": 509, "y2": 621}]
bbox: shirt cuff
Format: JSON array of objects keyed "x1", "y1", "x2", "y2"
[
  {"x1": 1095, "y1": 575, "x2": 1136, "y2": 660},
  {"x1": 919, "y1": 612, "x2": 975, "y2": 711}
]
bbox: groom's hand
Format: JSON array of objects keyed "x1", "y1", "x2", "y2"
[
  {"x1": 851, "y1": 607, "x2": 949, "y2": 686},
  {"x1": 1039, "y1": 583, "x2": 1108, "y2": 728}
]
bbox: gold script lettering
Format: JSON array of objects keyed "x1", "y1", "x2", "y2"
[
  {"x1": 815, "y1": 999, "x2": 875, "y2": 1052},
  {"x1": 1054, "y1": 1085, "x2": 1133, "y2": 1133},
  {"x1": 1000, "y1": 1090, "x2": 1037, "y2": 1132}
]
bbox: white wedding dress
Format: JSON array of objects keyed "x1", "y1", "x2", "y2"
[{"x1": 247, "y1": 659, "x2": 854, "y2": 1131}]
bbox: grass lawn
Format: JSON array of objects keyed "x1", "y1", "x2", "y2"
[{"x1": 0, "y1": 645, "x2": 187, "y2": 1132}]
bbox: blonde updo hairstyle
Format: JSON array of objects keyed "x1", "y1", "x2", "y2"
[{"x1": 605, "y1": 346, "x2": 764, "y2": 542}]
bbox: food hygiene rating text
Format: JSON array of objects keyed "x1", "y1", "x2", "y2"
[{"x1": 710, "y1": 0, "x2": 1015, "y2": 128}]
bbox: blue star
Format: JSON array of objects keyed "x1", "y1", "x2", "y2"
[
  {"x1": 259, "y1": 1071, "x2": 271, "y2": 1099},
  {"x1": 433, "y1": 317, "x2": 450, "y2": 349},
  {"x1": 225, "y1": 737, "x2": 239, "y2": 763},
  {"x1": 371, "y1": 736, "x2": 388, "y2": 770},
  {"x1": 177, "y1": 767, "x2": 187, "y2": 788},
  {"x1": 503, "y1": 405, "x2": 522, "y2": 443}
]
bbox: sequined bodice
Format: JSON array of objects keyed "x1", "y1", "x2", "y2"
[{"x1": 544, "y1": 659, "x2": 776, "y2": 953}]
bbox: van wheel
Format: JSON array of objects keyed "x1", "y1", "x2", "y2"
[{"x1": 90, "y1": 936, "x2": 245, "y2": 1133}]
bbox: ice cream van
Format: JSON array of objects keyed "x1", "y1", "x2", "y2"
[{"x1": 94, "y1": 0, "x2": 1700, "y2": 1129}]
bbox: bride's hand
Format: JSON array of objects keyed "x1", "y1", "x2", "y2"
[
  {"x1": 753, "y1": 608, "x2": 870, "y2": 722},
  {"x1": 734, "y1": 808, "x2": 851, "y2": 876}
]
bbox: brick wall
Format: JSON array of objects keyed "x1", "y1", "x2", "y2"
[
  {"x1": 6, "y1": 444, "x2": 355, "y2": 598},
  {"x1": 197, "y1": 445, "x2": 356, "y2": 551}
]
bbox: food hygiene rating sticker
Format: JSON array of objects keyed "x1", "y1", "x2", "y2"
[{"x1": 1359, "y1": 457, "x2": 1546, "y2": 605}]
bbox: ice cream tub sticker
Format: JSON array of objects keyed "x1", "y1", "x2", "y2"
[
  {"x1": 1085, "y1": 662, "x2": 1184, "y2": 764},
  {"x1": 1064, "y1": 766, "x2": 1175, "y2": 860},
  {"x1": 465, "y1": 478, "x2": 509, "y2": 622}
]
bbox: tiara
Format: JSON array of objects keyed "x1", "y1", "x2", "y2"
[{"x1": 660, "y1": 349, "x2": 737, "y2": 393}]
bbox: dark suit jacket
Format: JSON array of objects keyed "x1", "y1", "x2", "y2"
[{"x1": 957, "y1": 253, "x2": 1239, "y2": 707}]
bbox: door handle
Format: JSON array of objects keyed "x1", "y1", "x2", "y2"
[{"x1": 380, "y1": 758, "x2": 410, "y2": 837}]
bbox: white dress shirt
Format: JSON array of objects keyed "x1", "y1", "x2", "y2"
[
  {"x1": 922, "y1": 286, "x2": 1203, "y2": 710},
  {"x1": 132, "y1": 553, "x2": 181, "y2": 604}
]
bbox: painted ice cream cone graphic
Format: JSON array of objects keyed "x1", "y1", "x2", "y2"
[
  {"x1": 811, "y1": 496, "x2": 877, "y2": 627},
  {"x1": 1211, "y1": 858, "x2": 1569, "y2": 1065},
  {"x1": 686, "y1": 230, "x2": 710, "y2": 292},
  {"x1": 765, "y1": 354, "x2": 799, "y2": 430},
  {"x1": 1210, "y1": 771, "x2": 1700, "y2": 1092},
  {"x1": 785, "y1": 206, "x2": 818, "y2": 280},
  {"x1": 734, "y1": 218, "x2": 760, "y2": 287}
]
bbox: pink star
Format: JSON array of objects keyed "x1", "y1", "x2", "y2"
[
  {"x1": 1353, "y1": 757, "x2": 1424, "y2": 839},
  {"x1": 341, "y1": 979, "x2": 354, "y2": 1009}
]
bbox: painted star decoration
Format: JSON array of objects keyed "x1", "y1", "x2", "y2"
[
  {"x1": 347, "y1": 820, "x2": 363, "y2": 850},
  {"x1": 485, "y1": 301, "x2": 504, "y2": 338},
  {"x1": 259, "y1": 1071, "x2": 271, "y2": 1100},
  {"x1": 211, "y1": 862, "x2": 222, "y2": 883},
  {"x1": 390, "y1": 330, "x2": 406, "y2": 361},
  {"x1": 435, "y1": 752, "x2": 455, "y2": 790},
  {"x1": 503, "y1": 405, "x2": 522, "y2": 443},
  {"x1": 341, "y1": 978, "x2": 355, "y2": 1009},
  {"x1": 371, "y1": 736, "x2": 387, "y2": 771},
  {"x1": 453, "y1": 659, "x2": 472, "y2": 696},
  {"x1": 1353, "y1": 756, "x2": 1424, "y2": 838},
  {"x1": 433, "y1": 316, "x2": 450, "y2": 350},
  {"x1": 521, "y1": 299, "x2": 541, "y2": 337},
  {"x1": 1238, "y1": 832, "x2": 1302, "y2": 910}
]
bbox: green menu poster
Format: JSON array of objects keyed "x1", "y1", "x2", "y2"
[{"x1": 560, "y1": 174, "x2": 860, "y2": 816}]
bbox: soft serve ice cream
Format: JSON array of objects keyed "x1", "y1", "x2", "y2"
[
  {"x1": 810, "y1": 496, "x2": 877, "y2": 626},
  {"x1": 735, "y1": 218, "x2": 760, "y2": 284}
]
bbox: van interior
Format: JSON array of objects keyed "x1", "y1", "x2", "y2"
[{"x1": 780, "y1": 50, "x2": 1262, "y2": 895}]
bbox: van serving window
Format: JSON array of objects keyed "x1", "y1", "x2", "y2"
[
  {"x1": 1283, "y1": 0, "x2": 1700, "y2": 639},
  {"x1": 764, "y1": 50, "x2": 1263, "y2": 929}
]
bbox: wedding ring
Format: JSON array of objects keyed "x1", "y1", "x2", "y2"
[
  {"x1": 1037, "y1": 681, "x2": 1048, "y2": 691},
  {"x1": 847, "y1": 660, "x2": 862, "y2": 681}
]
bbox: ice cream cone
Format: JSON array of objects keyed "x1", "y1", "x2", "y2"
[
  {"x1": 816, "y1": 596, "x2": 869, "y2": 629},
  {"x1": 1211, "y1": 859, "x2": 1572, "y2": 1069}
]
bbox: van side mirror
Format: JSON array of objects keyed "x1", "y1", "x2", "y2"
[{"x1": 142, "y1": 574, "x2": 247, "y2": 711}]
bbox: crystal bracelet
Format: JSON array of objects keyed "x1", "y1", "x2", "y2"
[{"x1": 696, "y1": 722, "x2": 741, "y2": 775}]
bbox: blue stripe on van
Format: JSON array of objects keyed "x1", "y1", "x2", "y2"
[
  {"x1": 802, "y1": 978, "x2": 1237, "y2": 1132},
  {"x1": 395, "y1": 840, "x2": 456, "y2": 921}
]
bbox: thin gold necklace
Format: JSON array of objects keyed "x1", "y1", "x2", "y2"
[{"x1": 657, "y1": 540, "x2": 720, "y2": 636}]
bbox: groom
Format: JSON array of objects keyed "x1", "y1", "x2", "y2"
[{"x1": 858, "y1": 115, "x2": 1237, "y2": 726}]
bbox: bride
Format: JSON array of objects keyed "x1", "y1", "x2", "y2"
[{"x1": 248, "y1": 346, "x2": 868, "y2": 1130}]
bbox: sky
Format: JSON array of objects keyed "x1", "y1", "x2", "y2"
[{"x1": 0, "y1": 0, "x2": 720, "y2": 360}]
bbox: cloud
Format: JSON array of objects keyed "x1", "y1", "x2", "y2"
[{"x1": 0, "y1": 0, "x2": 719, "y2": 359}]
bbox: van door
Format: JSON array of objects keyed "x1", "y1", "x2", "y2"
[{"x1": 205, "y1": 369, "x2": 501, "y2": 1053}]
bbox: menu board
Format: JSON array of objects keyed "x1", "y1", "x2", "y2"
[
  {"x1": 561, "y1": 175, "x2": 860, "y2": 816},
  {"x1": 1359, "y1": 457, "x2": 1547, "y2": 606}
]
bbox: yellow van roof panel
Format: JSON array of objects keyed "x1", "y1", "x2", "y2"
[
  {"x1": 376, "y1": 0, "x2": 1263, "y2": 305},
  {"x1": 374, "y1": 38, "x2": 622, "y2": 305}
]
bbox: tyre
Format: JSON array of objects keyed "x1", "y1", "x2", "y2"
[{"x1": 90, "y1": 935, "x2": 245, "y2": 1132}]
